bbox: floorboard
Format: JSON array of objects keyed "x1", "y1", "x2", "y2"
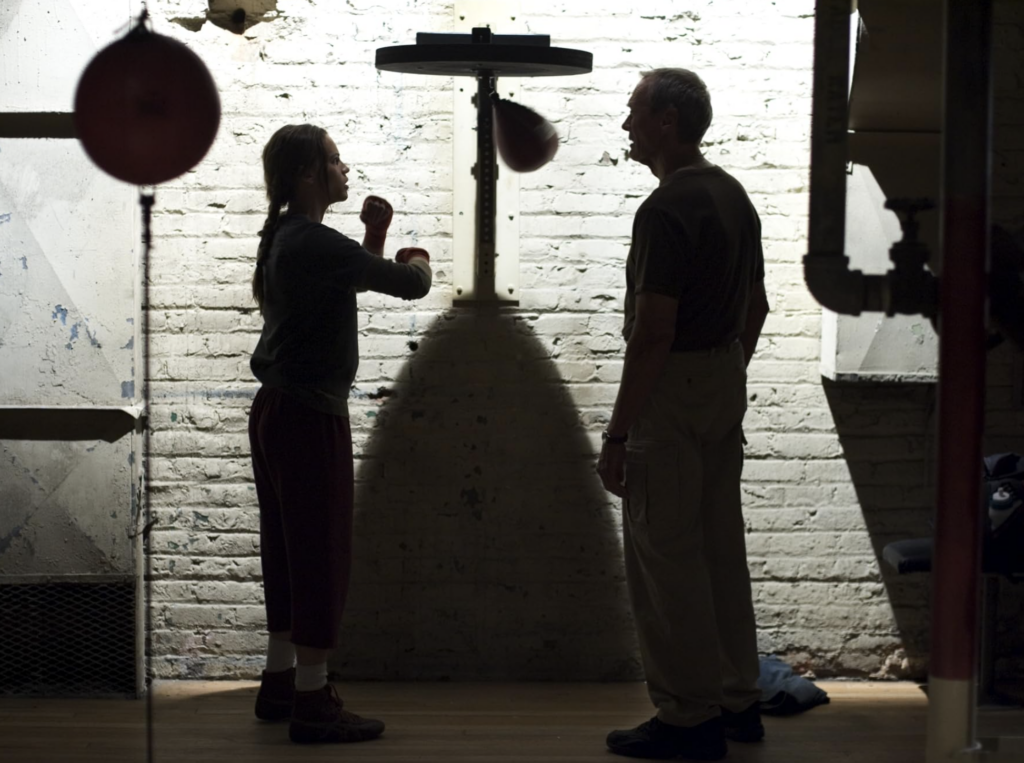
[{"x1": 2, "y1": 680, "x2": 1022, "y2": 762}]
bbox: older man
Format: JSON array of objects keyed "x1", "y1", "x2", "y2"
[{"x1": 598, "y1": 68, "x2": 770, "y2": 760}]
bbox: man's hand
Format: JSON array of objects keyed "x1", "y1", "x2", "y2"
[
  {"x1": 597, "y1": 441, "x2": 627, "y2": 497},
  {"x1": 360, "y1": 196, "x2": 393, "y2": 255},
  {"x1": 599, "y1": 291, "x2": 676, "y2": 498}
]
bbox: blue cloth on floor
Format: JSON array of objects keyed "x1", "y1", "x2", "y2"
[{"x1": 758, "y1": 655, "x2": 830, "y2": 716}]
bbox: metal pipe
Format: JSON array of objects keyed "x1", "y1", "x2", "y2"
[
  {"x1": 807, "y1": 0, "x2": 850, "y2": 259},
  {"x1": 926, "y1": 0, "x2": 992, "y2": 759},
  {"x1": 803, "y1": 0, "x2": 931, "y2": 318},
  {"x1": 804, "y1": 257, "x2": 886, "y2": 315},
  {"x1": 803, "y1": 0, "x2": 887, "y2": 314}
]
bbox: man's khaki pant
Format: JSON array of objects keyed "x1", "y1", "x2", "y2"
[{"x1": 623, "y1": 340, "x2": 760, "y2": 727}]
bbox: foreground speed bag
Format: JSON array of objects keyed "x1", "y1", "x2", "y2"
[
  {"x1": 492, "y1": 97, "x2": 558, "y2": 173},
  {"x1": 74, "y1": 25, "x2": 221, "y2": 185}
]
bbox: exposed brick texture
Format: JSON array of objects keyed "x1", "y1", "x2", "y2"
[{"x1": 135, "y1": 0, "x2": 1024, "y2": 681}]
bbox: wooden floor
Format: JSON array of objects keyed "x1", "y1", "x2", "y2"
[{"x1": 2, "y1": 680, "x2": 1023, "y2": 762}]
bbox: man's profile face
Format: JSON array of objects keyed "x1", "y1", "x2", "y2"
[{"x1": 622, "y1": 79, "x2": 660, "y2": 167}]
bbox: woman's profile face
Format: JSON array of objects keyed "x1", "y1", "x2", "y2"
[{"x1": 323, "y1": 134, "x2": 349, "y2": 204}]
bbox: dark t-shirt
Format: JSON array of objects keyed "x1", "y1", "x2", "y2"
[
  {"x1": 624, "y1": 165, "x2": 765, "y2": 351},
  {"x1": 250, "y1": 214, "x2": 431, "y2": 415}
]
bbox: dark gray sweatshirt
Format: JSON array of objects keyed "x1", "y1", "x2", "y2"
[{"x1": 250, "y1": 213, "x2": 431, "y2": 415}]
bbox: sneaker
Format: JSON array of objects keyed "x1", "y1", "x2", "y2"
[
  {"x1": 606, "y1": 716, "x2": 727, "y2": 760},
  {"x1": 289, "y1": 683, "x2": 385, "y2": 744},
  {"x1": 254, "y1": 667, "x2": 295, "y2": 722},
  {"x1": 722, "y1": 703, "x2": 765, "y2": 743}
]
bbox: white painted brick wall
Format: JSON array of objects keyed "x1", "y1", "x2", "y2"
[{"x1": 130, "y1": 0, "x2": 1024, "y2": 681}]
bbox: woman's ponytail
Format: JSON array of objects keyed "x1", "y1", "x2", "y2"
[
  {"x1": 253, "y1": 123, "x2": 327, "y2": 314},
  {"x1": 252, "y1": 200, "x2": 282, "y2": 313}
]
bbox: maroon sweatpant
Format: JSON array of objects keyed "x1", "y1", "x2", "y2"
[{"x1": 248, "y1": 386, "x2": 354, "y2": 649}]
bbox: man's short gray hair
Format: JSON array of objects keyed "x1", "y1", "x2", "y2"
[{"x1": 640, "y1": 68, "x2": 713, "y2": 144}]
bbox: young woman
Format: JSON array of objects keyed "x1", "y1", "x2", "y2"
[{"x1": 247, "y1": 124, "x2": 431, "y2": 744}]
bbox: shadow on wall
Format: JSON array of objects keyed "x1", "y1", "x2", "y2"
[
  {"x1": 822, "y1": 380, "x2": 935, "y2": 680},
  {"x1": 332, "y1": 309, "x2": 642, "y2": 681}
]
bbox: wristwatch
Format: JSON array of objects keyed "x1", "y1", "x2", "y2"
[{"x1": 602, "y1": 430, "x2": 628, "y2": 445}]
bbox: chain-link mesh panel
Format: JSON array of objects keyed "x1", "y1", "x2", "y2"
[{"x1": 0, "y1": 582, "x2": 137, "y2": 697}]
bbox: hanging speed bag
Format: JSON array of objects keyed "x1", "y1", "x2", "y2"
[
  {"x1": 74, "y1": 22, "x2": 221, "y2": 185},
  {"x1": 492, "y1": 96, "x2": 559, "y2": 173}
]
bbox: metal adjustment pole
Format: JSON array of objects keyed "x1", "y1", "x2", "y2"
[{"x1": 474, "y1": 67, "x2": 497, "y2": 301}]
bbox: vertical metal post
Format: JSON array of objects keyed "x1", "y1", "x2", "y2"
[
  {"x1": 978, "y1": 575, "x2": 1000, "y2": 704},
  {"x1": 450, "y1": 1, "x2": 523, "y2": 306},
  {"x1": 926, "y1": 0, "x2": 992, "y2": 759},
  {"x1": 474, "y1": 70, "x2": 497, "y2": 301},
  {"x1": 139, "y1": 189, "x2": 156, "y2": 763}
]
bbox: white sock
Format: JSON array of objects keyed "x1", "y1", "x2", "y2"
[
  {"x1": 295, "y1": 662, "x2": 328, "y2": 692},
  {"x1": 265, "y1": 637, "x2": 296, "y2": 673}
]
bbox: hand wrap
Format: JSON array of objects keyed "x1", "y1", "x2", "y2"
[
  {"x1": 360, "y1": 195, "x2": 393, "y2": 251},
  {"x1": 396, "y1": 247, "x2": 430, "y2": 264}
]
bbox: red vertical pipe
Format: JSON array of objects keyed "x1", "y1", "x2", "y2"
[{"x1": 930, "y1": 0, "x2": 992, "y2": 682}]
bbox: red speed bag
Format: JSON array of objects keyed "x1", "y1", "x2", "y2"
[
  {"x1": 74, "y1": 25, "x2": 221, "y2": 185},
  {"x1": 492, "y1": 97, "x2": 558, "y2": 173}
]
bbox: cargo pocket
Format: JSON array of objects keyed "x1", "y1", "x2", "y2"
[
  {"x1": 624, "y1": 458, "x2": 648, "y2": 526},
  {"x1": 624, "y1": 440, "x2": 681, "y2": 536}
]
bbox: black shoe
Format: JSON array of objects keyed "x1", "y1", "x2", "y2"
[
  {"x1": 254, "y1": 667, "x2": 295, "y2": 722},
  {"x1": 722, "y1": 703, "x2": 765, "y2": 743},
  {"x1": 289, "y1": 683, "x2": 385, "y2": 744},
  {"x1": 606, "y1": 716, "x2": 727, "y2": 760}
]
